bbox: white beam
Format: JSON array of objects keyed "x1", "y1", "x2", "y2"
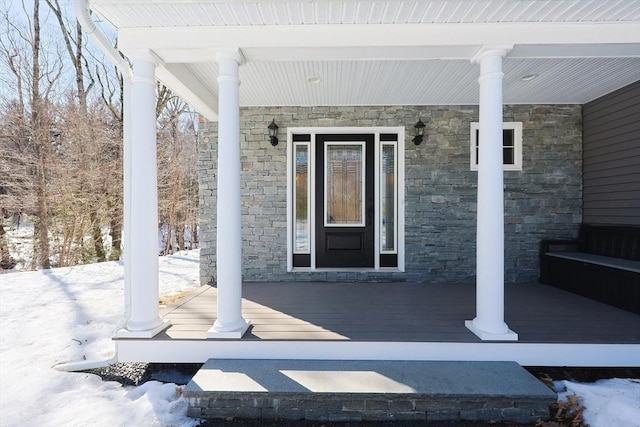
[
  {"x1": 154, "y1": 45, "x2": 480, "y2": 63},
  {"x1": 155, "y1": 63, "x2": 219, "y2": 121},
  {"x1": 153, "y1": 43, "x2": 640, "y2": 64},
  {"x1": 118, "y1": 23, "x2": 640, "y2": 52},
  {"x1": 509, "y1": 43, "x2": 640, "y2": 59}
]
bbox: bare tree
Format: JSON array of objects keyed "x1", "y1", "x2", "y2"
[
  {"x1": 46, "y1": 0, "x2": 110, "y2": 262},
  {"x1": 95, "y1": 58, "x2": 124, "y2": 260},
  {"x1": 1, "y1": 3, "x2": 198, "y2": 269},
  {"x1": 156, "y1": 90, "x2": 199, "y2": 254},
  {"x1": 0, "y1": 0, "x2": 65, "y2": 269}
]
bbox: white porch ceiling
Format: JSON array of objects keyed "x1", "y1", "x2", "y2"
[
  {"x1": 92, "y1": 1, "x2": 640, "y2": 26},
  {"x1": 89, "y1": 1, "x2": 640, "y2": 120}
]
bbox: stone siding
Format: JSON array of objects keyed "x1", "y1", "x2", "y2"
[
  {"x1": 186, "y1": 393, "x2": 551, "y2": 423},
  {"x1": 198, "y1": 105, "x2": 582, "y2": 284}
]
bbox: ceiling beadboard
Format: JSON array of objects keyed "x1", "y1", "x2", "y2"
[
  {"x1": 229, "y1": 57, "x2": 640, "y2": 106},
  {"x1": 93, "y1": 1, "x2": 640, "y2": 28}
]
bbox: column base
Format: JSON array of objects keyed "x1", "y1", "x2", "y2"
[
  {"x1": 117, "y1": 319, "x2": 171, "y2": 338},
  {"x1": 465, "y1": 320, "x2": 518, "y2": 341},
  {"x1": 207, "y1": 319, "x2": 251, "y2": 339}
]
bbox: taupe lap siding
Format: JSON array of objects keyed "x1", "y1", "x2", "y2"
[{"x1": 583, "y1": 80, "x2": 640, "y2": 225}]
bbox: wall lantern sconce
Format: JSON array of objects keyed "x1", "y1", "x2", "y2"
[
  {"x1": 412, "y1": 119, "x2": 426, "y2": 145},
  {"x1": 268, "y1": 119, "x2": 279, "y2": 147}
]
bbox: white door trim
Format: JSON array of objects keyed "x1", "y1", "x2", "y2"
[{"x1": 286, "y1": 126, "x2": 405, "y2": 273}]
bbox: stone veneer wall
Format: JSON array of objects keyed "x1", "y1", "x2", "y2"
[{"x1": 198, "y1": 105, "x2": 582, "y2": 285}]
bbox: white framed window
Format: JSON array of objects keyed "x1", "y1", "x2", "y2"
[{"x1": 470, "y1": 122, "x2": 523, "y2": 171}]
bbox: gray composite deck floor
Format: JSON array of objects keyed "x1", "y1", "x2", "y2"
[{"x1": 157, "y1": 282, "x2": 640, "y2": 344}]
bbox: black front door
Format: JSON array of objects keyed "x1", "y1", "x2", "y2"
[{"x1": 315, "y1": 134, "x2": 374, "y2": 267}]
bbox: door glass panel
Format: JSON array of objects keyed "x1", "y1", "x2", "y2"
[
  {"x1": 381, "y1": 144, "x2": 395, "y2": 252},
  {"x1": 294, "y1": 144, "x2": 309, "y2": 252},
  {"x1": 325, "y1": 144, "x2": 364, "y2": 225}
]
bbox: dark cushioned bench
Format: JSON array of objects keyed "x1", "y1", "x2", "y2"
[{"x1": 540, "y1": 224, "x2": 640, "y2": 314}]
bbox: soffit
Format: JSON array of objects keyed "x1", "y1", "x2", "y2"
[{"x1": 91, "y1": 1, "x2": 640, "y2": 27}]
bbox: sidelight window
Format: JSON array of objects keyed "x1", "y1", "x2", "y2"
[
  {"x1": 380, "y1": 142, "x2": 396, "y2": 253},
  {"x1": 293, "y1": 138, "x2": 310, "y2": 253}
]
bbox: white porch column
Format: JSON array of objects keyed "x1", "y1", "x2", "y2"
[
  {"x1": 466, "y1": 46, "x2": 518, "y2": 341},
  {"x1": 207, "y1": 49, "x2": 250, "y2": 338},
  {"x1": 118, "y1": 52, "x2": 169, "y2": 337}
]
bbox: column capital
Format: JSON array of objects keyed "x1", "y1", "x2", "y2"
[
  {"x1": 470, "y1": 45, "x2": 514, "y2": 64},
  {"x1": 216, "y1": 48, "x2": 245, "y2": 66},
  {"x1": 127, "y1": 48, "x2": 163, "y2": 66},
  {"x1": 130, "y1": 52, "x2": 158, "y2": 86}
]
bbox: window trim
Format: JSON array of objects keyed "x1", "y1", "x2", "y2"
[{"x1": 470, "y1": 122, "x2": 523, "y2": 171}]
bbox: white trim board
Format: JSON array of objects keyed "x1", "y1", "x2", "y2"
[
  {"x1": 118, "y1": 24, "x2": 640, "y2": 53},
  {"x1": 116, "y1": 339, "x2": 640, "y2": 367}
]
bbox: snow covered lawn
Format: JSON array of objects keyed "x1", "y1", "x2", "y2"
[
  {"x1": 0, "y1": 251, "x2": 201, "y2": 427},
  {"x1": 0, "y1": 251, "x2": 639, "y2": 427}
]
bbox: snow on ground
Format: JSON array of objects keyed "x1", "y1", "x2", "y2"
[
  {"x1": 1, "y1": 250, "x2": 639, "y2": 427},
  {"x1": 0, "y1": 251, "x2": 201, "y2": 427},
  {"x1": 557, "y1": 379, "x2": 640, "y2": 427},
  {"x1": 1, "y1": 220, "x2": 35, "y2": 271}
]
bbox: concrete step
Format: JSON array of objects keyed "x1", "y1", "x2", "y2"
[{"x1": 184, "y1": 359, "x2": 556, "y2": 423}]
